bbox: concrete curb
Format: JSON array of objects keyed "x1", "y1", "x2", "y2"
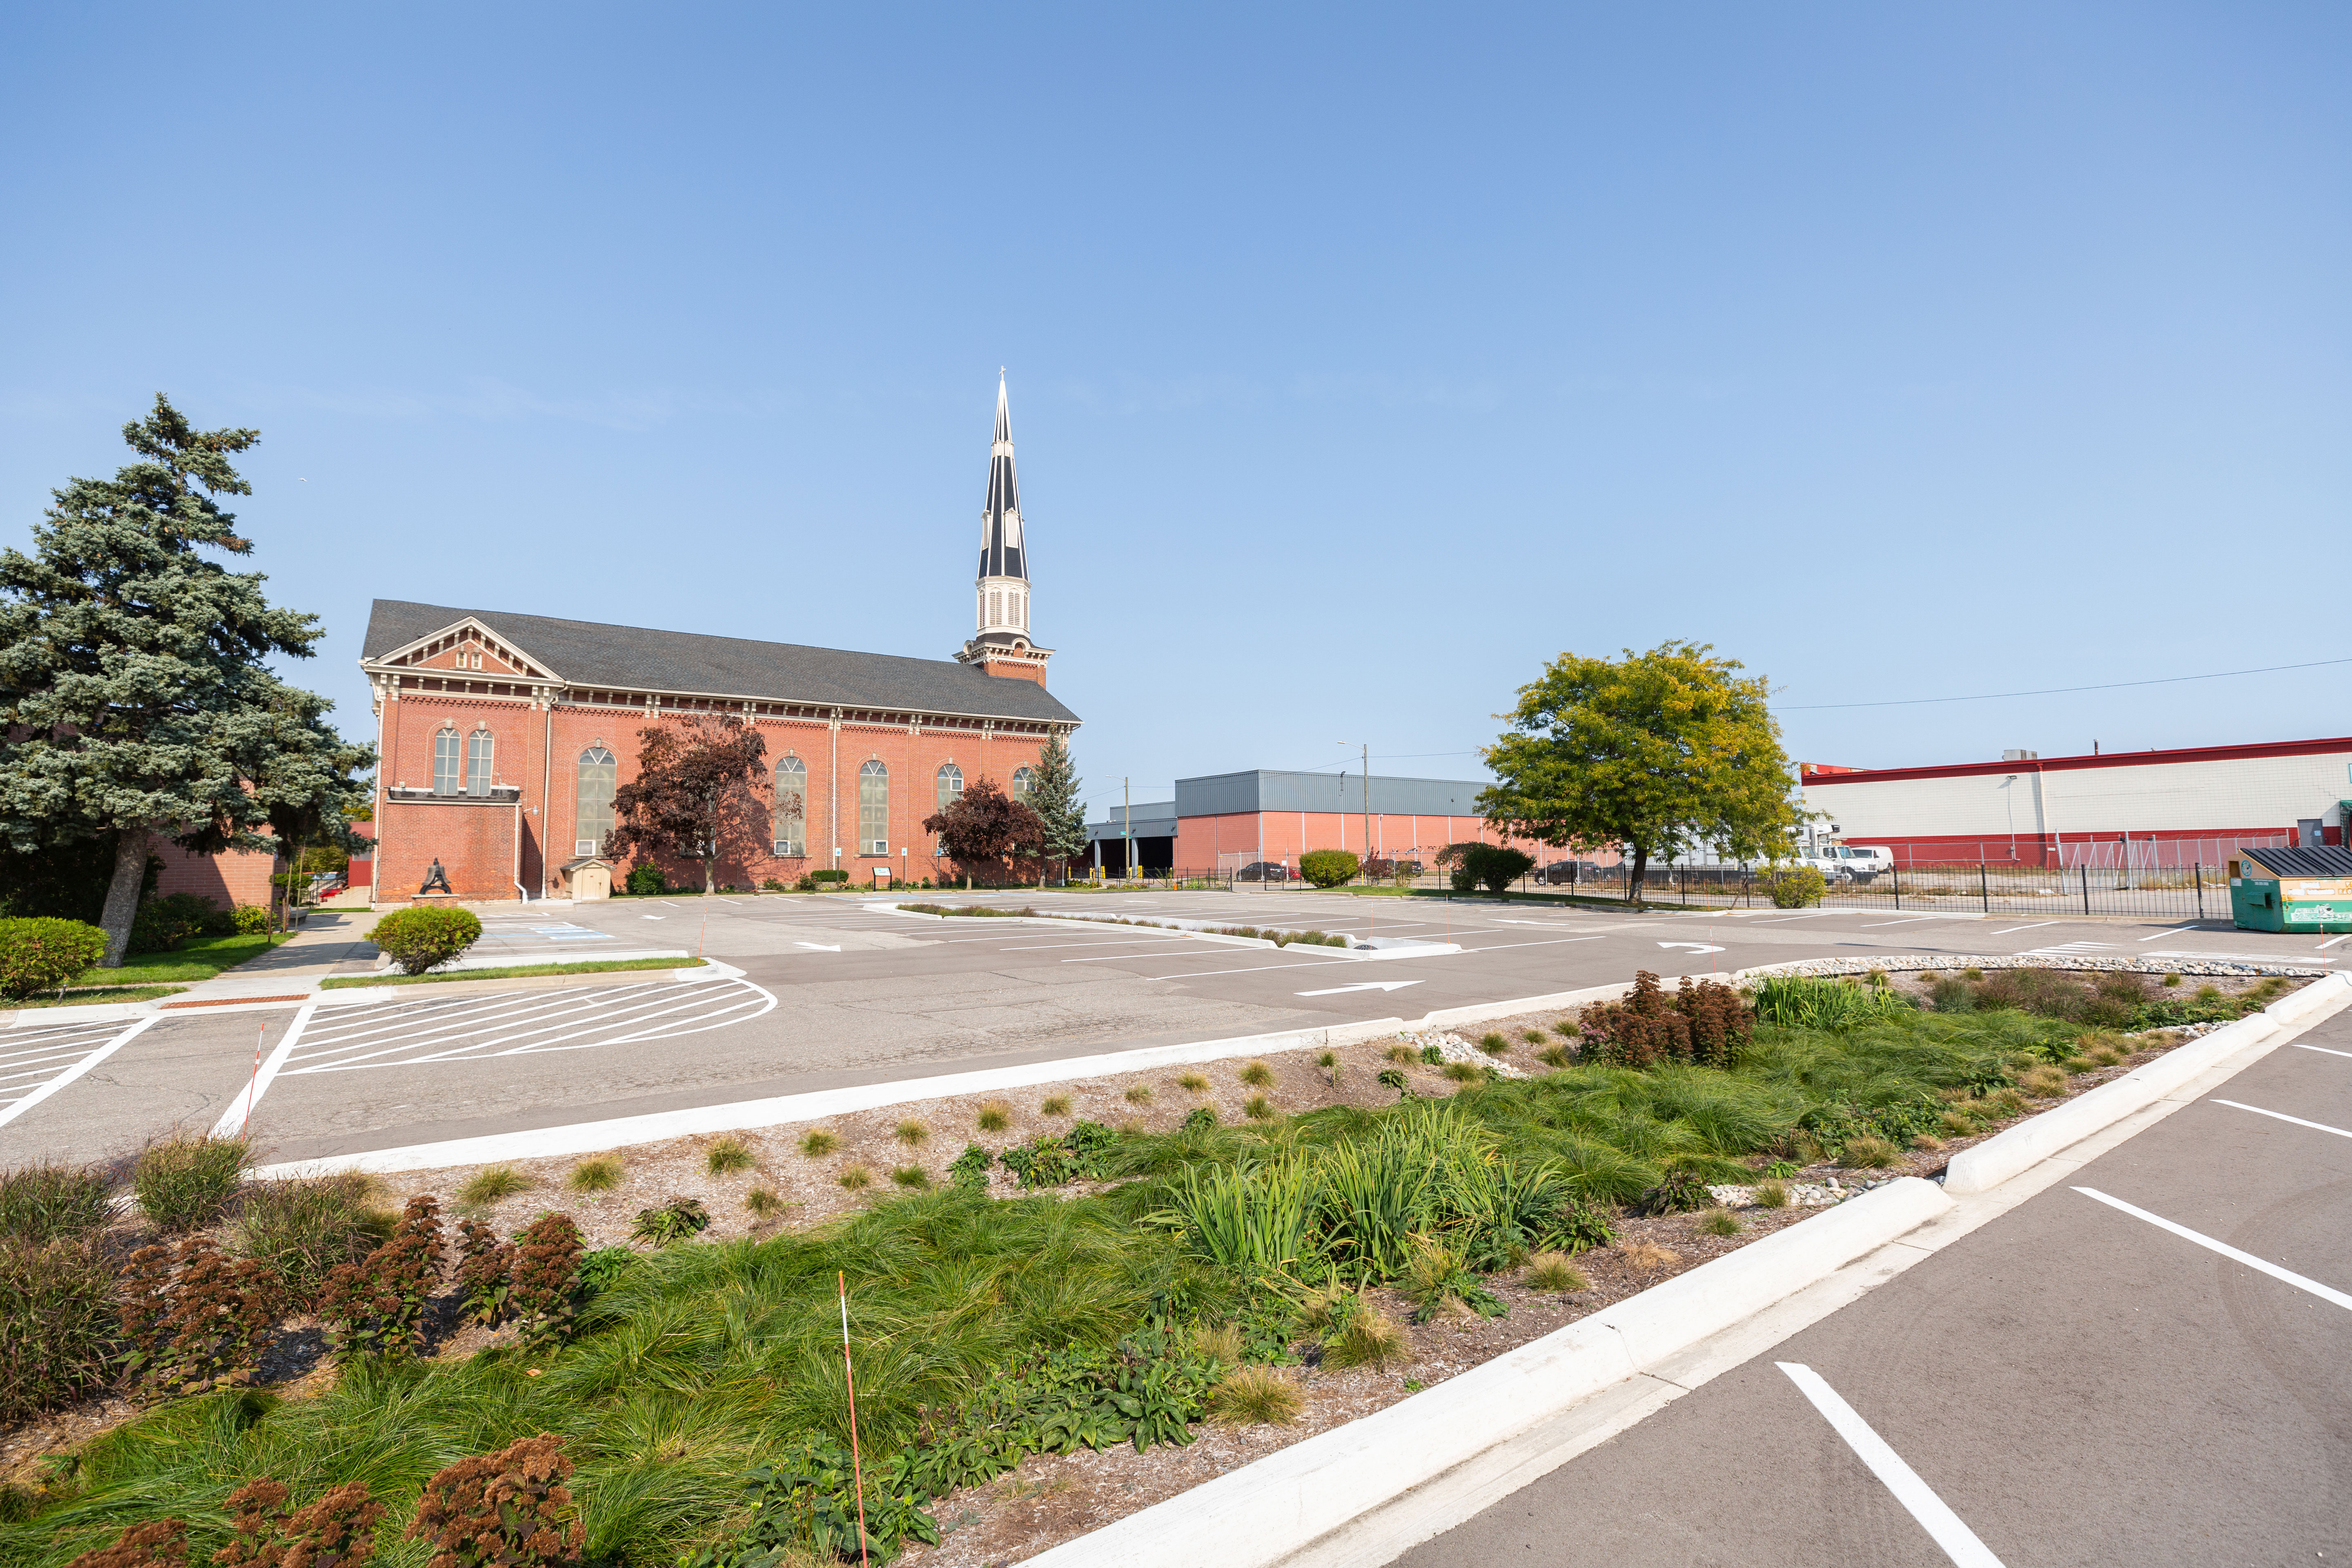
[
  {"x1": 876, "y1": 901, "x2": 1460, "y2": 960},
  {"x1": 1942, "y1": 970, "x2": 2352, "y2": 1194},
  {"x1": 1018, "y1": 1179, "x2": 1955, "y2": 1568}
]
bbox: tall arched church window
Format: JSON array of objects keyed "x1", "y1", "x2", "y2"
[
  {"x1": 933, "y1": 763, "x2": 964, "y2": 856},
  {"x1": 466, "y1": 729, "x2": 495, "y2": 796},
  {"x1": 575, "y1": 747, "x2": 617, "y2": 855},
  {"x1": 774, "y1": 756, "x2": 806, "y2": 855},
  {"x1": 1011, "y1": 766, "x2": 1035, "y2": 802},
  {"x1": 859, "y1": 760, "x2": 889, "y2": 855},
  {"x1": 434, "y1": 728, "x2": 461, "y2": 795}
]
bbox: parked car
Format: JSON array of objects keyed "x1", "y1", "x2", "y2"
[
  {"x1": 1539, "y1": 860, "x2": 1613, "y2": 885},
  {"x1": 1804, "y1": 845, "x2": 1896, "y2": 883},
  {"x1": 1234, "y1": 861, "x2": 1292, "y2": 882}
]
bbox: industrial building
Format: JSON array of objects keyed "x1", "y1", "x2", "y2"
[
  {"x1": 1801, "y1": 735, "x2": 2352, "y2": 869},
  {"x1": 1084, "y1": 769, "x2": 1548, "y2": 876}
]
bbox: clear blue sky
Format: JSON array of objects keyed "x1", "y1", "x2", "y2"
[{"x1": 4, "y1": 4, "x2": 2345, "y2": 820}]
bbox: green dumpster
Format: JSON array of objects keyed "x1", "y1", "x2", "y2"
[{"x1": 2230, "y1": 846, "x2": 2352, "y2": 933}]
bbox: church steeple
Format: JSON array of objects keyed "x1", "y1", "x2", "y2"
[{"x1": 956, "y1": 372, "x2": 1054, "y2": 685}]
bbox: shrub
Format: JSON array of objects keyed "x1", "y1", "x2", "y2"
[
  {"x1": 0, "y1": 916, "x2": 108, "y2": 998},
  {"x1": 1477, "y1": 1032, "x2": 1510, "y2": 1056},
  {"x1": 895, "y1": 1119, "x2": 929, "y2": 1147},
  {"x1": 809, "y1": 868, "x2": 849, "y2": 885},
  {"x1": 217, "y1": 1477, "x2": 388, "y2": 1568},
  {"x1": 120, "y1": 1235, "x2": 277, "y2": 1394},
  {"x1": 1039, "y1": 1095, "x2": 1071, "y2": 1117},
  {"x1": 1376, "y1": 1067, "x2": 1409, "y2": 1099},
  {"x1": 1182, "y1": 1106, "x2": 1216, "y2": 1132},
  {"x1": 624, "y1": 864, "x2": 668, "y2": 895},
  {"x1": 976, "y1": 1100, "x2": 1012, "y2": 1131},
  {"x1": 60, "y1": 1521, "x2": 189, "y2": 1568},
  {"x1": 566, "y1": 1156, "x2": 621, "y2": 1192},
  {"x1": 0, "y1": 1236, "x2": 118, "y2": 1421},
  {"x1": 234, "y1": 1174, "x2": 397, "y2": 1304},
  {"x1": 631, "y1": 1197, "x2": 711, "y2": 1247},
  {"x1": 232, "y1": 903, "x2": 272, "y2": 935},
  {"x1": 837, "y1": 1166, "x2": 872, "y2": 1190},
  {"x1": 1297, "y1": 849, "x2": 1360, "y2": 889},
  {"x1": 1523, "y1": 1251, "x2": 1588, "y2": 1292},
  {"x1": 1760, "y1": 864, "x2": 1827, "y2": 908},
  {"x1": 1698, "y1": 1208, "x2": 1743, "y2": 1236},
  {"x1": 797, "y1": 1129, "x2": 839, "y2": 1157},
  {"x1": 1239, "y1": 1060, "x2": 1274, "y2": 1087},
  {"x1": 509, "y1": 1214, "x2": 585, "y2": 1340},
  {"x1": 131, "y1": 893, "x2": 229, "y2": 953},
  {"x1": 405, "y1": 1435, "x2": 586, "y2": 1568},
  {"x1": 1434, "y1": 842, "x2": 1536, "y2": 893},
  {"x1": 319, "y1": 1195, "x2": 444, "y2": 1361},
  {"x1": 459, "y1": 1165, "x2": 533, "y2": 1204},
  {"x1": 1208, "y1": 1365, "x2": 1303, "y2": 1425},
  {"x1": 134, "y1": 1134, "x2": 250, "y2": 1230},
  {"x1": 1581, "y1": 972, "x2": 1755, "y2": 1069},
  {"x1": 705, "y1": 1137, "x2": 755, "y2": 1174},
  {"x1": 0, "y1": 1162, "x2": 110, "y2": 1244},
  {"x1": 370, "y1": 906, "x2": 483, "y2": 975}
]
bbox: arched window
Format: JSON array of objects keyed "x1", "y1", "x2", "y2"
[
  {"x1": 1011, "y1": 766, "x2": 1035, "y2": 802},
  {"x1": 859, "y1": 759, "x2": 889, "y2": 855},
  {"x1": 774, "y1": 756, "x2": 806, "y2": 855},
  {"x1": 466, "y1": 729, "x2": 495, "y2": 796},
  {"x1": 433, "y1": 728, "x2": 461, "y2": 795},
  {"x1": 575, "y1": 747, "x2": 616, "y2": 855},
  {"x1": 933, "y1": 762, "x2": 964, "y2": 856}
]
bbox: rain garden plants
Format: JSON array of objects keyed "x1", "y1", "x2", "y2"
[
  {"x1": 704, "y1": 1138, "x2": 755, "y2": 1174},
  {"x1": 133, "y1": 1136, "x2": 251, "y2": 1231},
  {"x1": 565, "y1": 1157, "x2": 621, "y2": 1194},
  {"x1": 797, "y1": 1129, "x2": 839, "y2": 1157}
]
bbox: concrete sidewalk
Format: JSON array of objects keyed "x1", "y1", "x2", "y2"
[{"x1": 158, "y1": 911, "x2": 385, "y2": 1006}]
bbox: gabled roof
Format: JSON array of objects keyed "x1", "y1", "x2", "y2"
[
  {"x1": 2243, "y1": 844, "x2": 2352, "y2": 878},
  {"x1": 362, "y1": 600, "x2": 1079, "y2": 725}
]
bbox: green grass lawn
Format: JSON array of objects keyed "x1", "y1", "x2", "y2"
[
  {"x1": 7, "y1": 984, "x2": 188, "y2": 1009},
  {"x1": 67, "y1": 931, "x2": 294, "y2": 987},
  {"x1": 2, "y1": 996, "x2": 2129, "y2": 1568},
  {"x1": 321, "y1": 957, "x2": 709, "y2": 989}
]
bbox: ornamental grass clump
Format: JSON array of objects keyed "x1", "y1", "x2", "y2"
[
  {"x1": 565, "y1": 1156, "x2": 621, "y2": 1194},
  {"x1": 133, "y1": 1134, "x2": 250, "y2": 1231},
  {"x1": 1478, "y1": 1032, "x2": 1510, "y2": 1056},
  {"x1": 798, "y1": 1129, "x2": 839, "y2": 1157},
  {"x1": 1698, "y1": 1207, "x2": 1743, "y2": 1236},
  {"x1": 704, "y1": 1137, "x2": 755, "y2": 1174},
  {"x1": 1238, "y1": 1061, "x2": 1274, "y2": 1088},
  {"x1": 1039, "y1": 1094, "x2": 1071, "y2": 1117},
  {"x1": 895, "y1": 1119, "x2": 929, "y2": 1147},
  {"x1": 404, "y1": 1435, "x2": 585, "y2": 1568},
  {"x1": 1178, "y1": 1073, "x2": 1210, "y2": 1094},
  {"x1": 1401, "y1": 1236, "x2": 1505, "y2": 1323},
  {"x1": 1207, "y1": 1365, "x2": 1302, "y2": 1426},
  {"x1": 1316, "y1": 1292, "x2": 1409, "y2": 1370},
  {"x1": 0, "y1": 1161, "x2": 111, "y2": 1245},
  {"x1": 457, "y1": 1165, "x2": 531, "y2": 1205},
  {"x1": 976, "y1": 1100, "x2": 1012, "y2": 1131},
  {"x1": 0, "y1": 1233, "x2": 118, "y2": 1421},
  {"x1": 233, "y1": 1173, "x2": 396, "y2": 1305},
  {"x1": 1523, "y1": 1251, "x2": 1588, "y2": 1292}
]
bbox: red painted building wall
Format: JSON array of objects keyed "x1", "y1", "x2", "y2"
[{"x1": 1174, "y1": 811, "x2": 1564, "y2": 869}]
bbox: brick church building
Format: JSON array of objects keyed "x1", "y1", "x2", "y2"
[{"x1": 361, "y1": 377, "x2": 1078, "y2": 903}]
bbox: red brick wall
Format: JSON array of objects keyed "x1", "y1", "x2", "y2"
[
  {"x1": 377, "y1": 799, "x2": 521, "y2": 902},
  {"x1": 1174, "y1": 812, "x2": 1548, "y2": 869},
  {"x1": 149, "y1": 840, "x2": 274, "y2": 908},
  {"x1": 374, "y1": 691, "x2": 1056, "y2": 901}
]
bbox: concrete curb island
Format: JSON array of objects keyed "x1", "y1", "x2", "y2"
[{"x1": 1020, "y1": 967, "x2": 2352, "y2": 1568}]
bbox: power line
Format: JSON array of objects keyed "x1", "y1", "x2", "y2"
[{"x1": 1778, "y1": 655, "x2": 2352, "y2": 712}]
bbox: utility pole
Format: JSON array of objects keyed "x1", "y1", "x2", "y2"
[
  {"x1": 1123, "y1": 777, "x2": 1132, "y2": 882},
  {"x1": 1361, "y1": 742, "x2": 1371, "y2": 873}
]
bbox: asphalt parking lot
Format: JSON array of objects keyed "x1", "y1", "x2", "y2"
[
  {"x1": 2, "y1": 890, "x2": 2341, "y2": 1170},
  {"x1": 1396, "y1": 1007, "x2": 2352, "y2": 1568}
]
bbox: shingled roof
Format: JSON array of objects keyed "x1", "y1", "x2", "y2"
[{"x1": 362, "y1": 600, "x2": 1079, "y2": 725}]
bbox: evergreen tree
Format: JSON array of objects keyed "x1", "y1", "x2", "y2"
[
  {"x1": 0, "y1": 395, "x2": 369, "y2": 964},
  {"x1": 1027, "y1": 733, "x2": 1085, "y2": 880}
]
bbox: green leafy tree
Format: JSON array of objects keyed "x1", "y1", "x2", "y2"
[
  {"x1": 605, "y1": 715, "x2": 768, "y2": 894},
  {"x1": 0, "y1": 396, "x2": 368, "y2": 965},
  {"x1": 1298, "y1": 849, "x2": 1359, "y2": 888},
  {"x1": 1025, "y1": 733, "x2": 1085, "y2": 880},
  {"x1": 1477, "y1": 641, "x2": 1799, "y2": 902}
]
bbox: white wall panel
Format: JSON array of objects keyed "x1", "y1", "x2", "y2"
[{"x1": 1806, "y1": 749, "x2": 2352, "y2": 837}]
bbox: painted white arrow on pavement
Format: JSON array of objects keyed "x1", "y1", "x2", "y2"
[
  {"x1": 1296, "y1": 980, "x2": 1424, "y2": 996},
  {"x1": 1657, "y1": 941, "x2": 1726, "y2": 954},
  {"x1": 795, "y1": 942, "x2": 842, "y2": 952}
]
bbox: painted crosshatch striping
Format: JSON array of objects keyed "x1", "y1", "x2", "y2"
[{"x1": 360, "y1": 379, "x2": 1078, "y2": 902}]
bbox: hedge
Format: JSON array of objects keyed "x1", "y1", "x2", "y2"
[
  {"x1": 370, "y1": 907, "x2": 483, "y2": 975},
  {"x1": 0, "y1": 918, "x2": 108, "y2": 1000}
]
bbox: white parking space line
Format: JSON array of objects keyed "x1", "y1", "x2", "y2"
[
  {"x1": 1060, "y1": 947, "x2": 1239, "y2": 963},
  {"x1": 279, "y1": 979, "x2": 777, "y2": 1073},
  {"x1": 2290, "y1": 1042, "x2": 2352, "y2": 1060},
  {"x1": 1757, "y1": 911, "x2": 1842, "y2": 923},
  {"x1": 2137, "y1": 926, "x2": 2200, "y2": 942},
  {"x1": 1776, "y1": 1363, "x2": 2007, "y2": 1568},
  {"x1": 2074, "y1": 1187, "x2": 2352, "y2": 1312},
  {"x1": 2320, "y1": 935, "x2": 2352, "y2": 951},
  {"x1": 997, "y1": 938, "x2": 1209, "y2": 952},
  {"x1": 1445, "y1": 935, "x2": 1608, "y2": 953},
  {"x1": 1990, "y1": 922, "x2": 2057, "y2": 934},
  {"x1": 212, "y1": 1001, "x2": 319, "y2": 1137},
  {"x1": 2212, "y1": 1100, "x2": 2352, "y2": 1140},
  {"x1": 1859, "y1": 917, "x2": 1938, "y2": 927},
  {"x1": 0, "y1": 1015, "x2": 164, "y2": 1129}
]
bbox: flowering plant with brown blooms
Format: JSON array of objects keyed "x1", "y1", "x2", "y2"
[
  {"x1": 214, "y1": 1478, "x2": 387, "y2": 1568},
  {"x1": 404, "y1": 1436, "x2": 584, "y2": 1568},
  {"x1": 319, "y1": 1195, "x2": 443, "y2": 1360},
  {"x1": 63, "y1": 1521, "x2": 188, "y2": 1568},
  {"x1": 118, "y1": 1238, "x2": 276, "y2": 1396},
  {"x1": 508, "y1": 1214, "x2": 584, "y2": 1343}
]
